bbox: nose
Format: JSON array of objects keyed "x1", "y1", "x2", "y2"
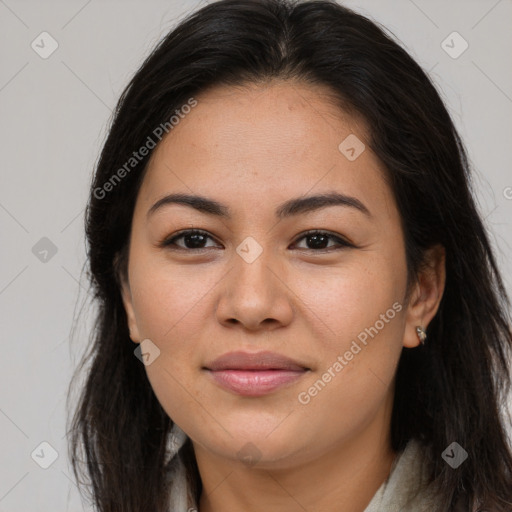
[{"x1": 215, "y1": 247, "x2": 294, "y2": 332}]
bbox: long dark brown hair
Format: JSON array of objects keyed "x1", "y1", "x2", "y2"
[{"x1": 67, "y1": 1, "x2": 512, "y2": 510}]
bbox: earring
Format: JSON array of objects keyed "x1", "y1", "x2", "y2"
[{"x1": 416, "y1": 326, "x2": 427, "y2": 345}]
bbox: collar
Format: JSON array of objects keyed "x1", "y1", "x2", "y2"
[{"x1": 164, "y1": 426, "x2": 437, "y2": 512}]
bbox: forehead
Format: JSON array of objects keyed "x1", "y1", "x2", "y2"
[
  {"x1": 151, "y1": 80, "x2": 363, "y2": 165},
  {"x1": 137, "y1": 80, "x2": 394, "y2": 220}
]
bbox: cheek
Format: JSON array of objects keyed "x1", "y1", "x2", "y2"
[
  {"x1": 128, "y1": 263, "x2": 211, "y2": 426},
  {"x1": 294, "y1": 341, "x2": 400, "y2": 458},
  {"x1": 128, "y1": 251, "x2": 215, "y2": 341},
  {"x1": 292, "y1": 256, "x2": 405, "y2": 351},
  {"x1": 292, "y1": 266, "x2": 405, "y2": 448}
]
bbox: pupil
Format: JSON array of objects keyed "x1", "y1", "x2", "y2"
[
  {"x1": 186, "y1": 233, "x2": 206, "y2": 248},
  {"x1": 308, "y1": 234, "x2": 328, "y2": 249}
]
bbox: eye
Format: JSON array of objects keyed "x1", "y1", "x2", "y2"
[
  {"x1": 160, "y1": 229, "x2": 354, "y2": 252},
  {"x1": 160, "y1": 230, "x2": 221, "y2": 251},
  {"x1": 291, "y1": 230, "x2": 354, "y2": 251}
]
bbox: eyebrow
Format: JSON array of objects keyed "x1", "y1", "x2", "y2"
[{"x1": 146, "y1": 191, "x2": 371, "y2": 220}]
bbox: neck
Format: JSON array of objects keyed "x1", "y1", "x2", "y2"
[{"x1": 195, "y1": 395, "x2": 397, "y2": 512}]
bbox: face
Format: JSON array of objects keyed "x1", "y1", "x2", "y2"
[{"x1": 120, "y1": 80, "x2": 440, "y2": 470}]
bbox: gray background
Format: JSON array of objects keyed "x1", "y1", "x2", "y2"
[{"x1": 1, "y1": 0, "x2": 511, "y2": 510}]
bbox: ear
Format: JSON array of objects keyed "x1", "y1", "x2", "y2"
[
  {"x1": 403, "y1": 244, "x2": 446, "y2": 348},
  {"x1": 116, "y1": 255, "x2": 142, "y2": 344}
]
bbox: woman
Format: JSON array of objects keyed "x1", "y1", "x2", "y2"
[{"x1": 68, "y1": 0, "x2": 512, "y2": 511}]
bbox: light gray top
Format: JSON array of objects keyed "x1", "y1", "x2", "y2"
[
  {"x1": 165, "y1": 425, "x2": 443, "y2": 511},
  {"x1": 363, "y1": 438, "x2": 439, "y2": 511}
]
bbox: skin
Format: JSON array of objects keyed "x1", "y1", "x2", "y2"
[{"x1": 120, "y1": 80, "x2": 446, "y2": 512}]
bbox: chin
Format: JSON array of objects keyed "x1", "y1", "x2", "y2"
[{"x1": 199, "y1": 422, "x2": 312, "y2": 469}]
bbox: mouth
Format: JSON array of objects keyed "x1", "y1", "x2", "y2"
[{"x1": 203, "y1": 351, "x2": 310, "y2": 397}]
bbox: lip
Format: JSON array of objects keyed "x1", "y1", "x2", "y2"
[
  {"x1": 205, "y1": 350, "x2": 309, "y2": 372},
  {"x1": 204, "y1": 351, "x2": 310, "y2": 397}
]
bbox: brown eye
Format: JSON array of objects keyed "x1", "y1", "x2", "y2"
[
  {"x1": 161, "y1": 230, "x2": 221, "y2": 250},
  {"x1": 292, "y1": 230, "x2": 353, "y2": 251},
  {"x1": 160, "y1": 229, "x2": 353, "y2": 252}
]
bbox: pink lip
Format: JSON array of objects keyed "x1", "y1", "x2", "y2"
[{"x1": 204, "y1": 351, "x2": 309, "y2": 397}]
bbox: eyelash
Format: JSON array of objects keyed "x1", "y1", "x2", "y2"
[{"x1": 159, "y1": 229, "x2": 354, "y2": 253}]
